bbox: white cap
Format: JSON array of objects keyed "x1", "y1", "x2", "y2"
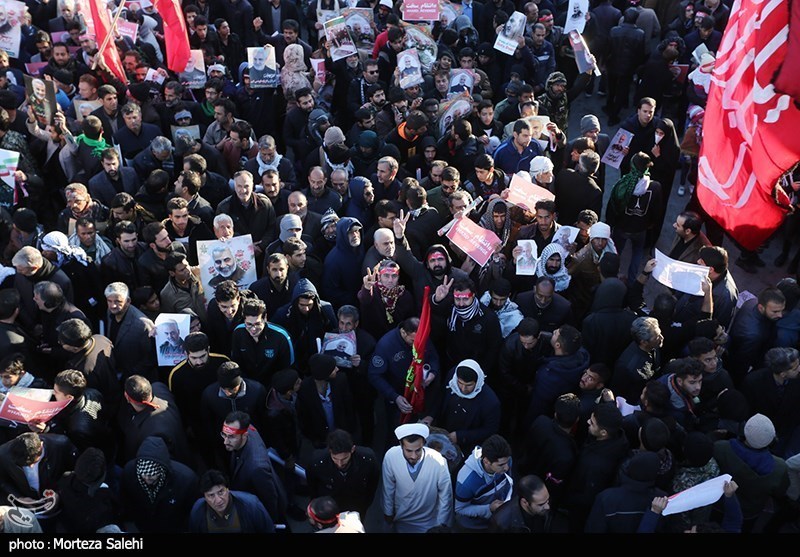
[
  {"x1": 394, "y1": 423, "x2": 429, "y2": 441},
  {"x1": 379, "y1": 0, "x2": 393, "y2": 8},
  {"x1": 207, "y1": 63, "x2": 226, "y2": 75},
  {"x1": 590, "y1": 222, "x2": 611, "y2": 239}
]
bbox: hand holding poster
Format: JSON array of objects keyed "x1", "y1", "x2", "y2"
[
  {"x1": 662, "y1": 474, "x2": 732, "y2": 516},
  {"x1": 342, "y1": 7, "x2": 375, "y2": 47},
  {"x1": 198, "y1": 234, "x2": 258, "y2": 297},
  {"x1": 568, "y1": 30, "x2": 600, "y2": 76},
  {"x1": 154, "y1": 313, "x2": 190, "y2": 367},
  {"x1": 515, "y1": 239, "x2": 538, "y2": 275},
  {"x1": 322, "y1": 331, "x2": 357, "y2": 368},
  {"x1": 325, "y1": 16, "x2": 358, "y2": 61},
  {"x1": 24, "y1": 75, "x2": 58, "y2": 126},
  {"x1": 0, "y1": 0, "x2": 25, "y2": 59},
  {"x1": 563, "y1": 0, "x2": 589, "y2": 34},
  {"x1": 398, "y1": 48, "x2": 424, "y2": 89},
  {"x1": 494, "y1": 11, "x2": 525, "y2": 55},
  {"x1": 506, "y1": 173, "x2": 555, "y2": 211},
  {"x1": 601, "y1": 128, "x2": 634, "y2": 169},
  {"x1": 551, "y1": 225, "x2": 580, "y2": 251},
  {"x1": 437, "y1": 92, "x2": 472, "y2": 136},
  {"x1": 401, "y1": 22, "x2": 438, "y2": 72},
  {"x1": 652, "y1": 248, "x2": 710, "y2": 296},
  {"x1": 445, "y1": 217, "x2": 501, "y2": 267}
]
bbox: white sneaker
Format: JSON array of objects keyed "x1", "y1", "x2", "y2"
[{"x1": 677, "y1": 186, "x2": 686, "y2": 196}]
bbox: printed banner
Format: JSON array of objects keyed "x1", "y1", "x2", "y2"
[
  {"x1": 568, "y1": 30, "x2": 599, "y2": 76},
  {"x1": 117, "y1": 19, "x2": 139, "y2": 43},
  {"x1": 437, "y1": 91, "x2": 472, "y2": 136},
  {"x1": 179, "y1": 49, "x2": 206, "y2": 88},
  {"x1": 448, "y1": 69, "x2": 475, "y2": 96},
  {"x1": 24, "y1": 75, "x2": 58, "y2": 127},
  {"x1": 506, "y1": 174, "x2": 555, "y2": 211},
  {"x1": 439, "y1": 0, "x2": 461, "y2": 27},
  {"x1": 563, "y1": 0, "x2": 589, "y2": 35},
  {"x1": 652, "y1": 248, "x2": 710, "y2": 296},
  {"x1": 0, "y1": 387, "x2": 69, "y2": 424},
  {"x1": 322, "y1": 331, "x2": 357, "y2": 368},
  {"x1": 403, "y1": 0, "x2": 439, "y2": 20},
  {"x1": 154, "y1": 313, "x2": 190, "y2": 367},
  {"x1": 401, "y1": 21, "x2": 437, "y2": 71},
  {"x1": 342, "y1": 7, "x2": 375, "y2": 47},
  {"x1": 197, "y1": 234, "x2": 258, "y2": 297},
  {"x1": 247, "y1": 45, "x2": 280, "y2": 88},
  {"x1": 446, "y1": 217, "x2": 501, "y2": 267},
  {"x1": 515, "y1": 239, "x2": 538, "y2": 275}
]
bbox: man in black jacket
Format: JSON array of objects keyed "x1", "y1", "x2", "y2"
[{"x1": 605, "y1": 9, "x2": 646, "y2": 126}]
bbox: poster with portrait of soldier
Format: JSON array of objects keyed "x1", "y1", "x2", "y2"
[
  {"x1": 0, "y1": 0, "x2": 25, "y2": 59},
  {"x1": 437, "y1": 91, "x2": 472, "y2": 137},
  {"x1": 197, "y1": 234, "x2": 258, "y2": 298},
  {"x1": 154, "y1": 313, "x2": 190, "y2": 367},
  {"x1": 247, "y1": 45, "x2": 280, "y2": 89},
  {"x1": 325, "y1": 16, "x2": 358, "y2": 61},
  {"x1": 397, "y1": 47, "x2": 424, "y2": 89},
  {"x1": 342, "y1": 7, "x2": 375, "y2": 48},
  {"x1": 24, "y1": 74, "x2": 58, "y2": 127},
  {"x1": 179, "y1": 49, "x2": 206, "y2": 89},
  {"x1": 448, "y1": 69, "x2": 475, "y2": 96},
  {"x1": 494, "y1": 11, "x2": 525, "y2": 55}
]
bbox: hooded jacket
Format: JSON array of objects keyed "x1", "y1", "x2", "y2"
[
  {"x1": 345, "y1": 177, "x2": 375, "y2": 228},
  {"x1": 272, "y1": 278, "x2": 337, "y2": 371},
  {"x1": 454, "y1": 444, "x2": 514, "y2": 530},
  {"x1": 322, "y1": 217, "x2": 366, "y2": 310},
  {"x1": 582, "y1": 279, "x2": 637, "y2": 367},
  {"x1": 120, "y1": 436, "x2": 199, "y2": 533},
  {"x1": 436, "y1": 360, "x2": 501, "y2": 453},
  {"x1": 525, "y1": 346, "x2": 592, "y2": 425}
]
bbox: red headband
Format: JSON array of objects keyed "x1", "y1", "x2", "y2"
[
  {"x1": 453, "y1": 292, "x2": 474, "y2": 299},
  {"x1": 538, "y1": 14, "x2": 553, "y2": 22},
  {"x1": 221, "y1": 423, "x2": 247, "y2": 436},
  {"x1": 307, "y1": 503, "x2": 338, "y2": 526},
  {"x1": 124, "y1": 391, "x2": 160, "y2": 410},
  {"x1": 427, "y1": 252, "x2": 446, "y2": 262}
]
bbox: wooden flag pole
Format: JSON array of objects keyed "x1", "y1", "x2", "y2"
[{"x1": 92, "y1": 0, "x2": 128, "y2": 70}]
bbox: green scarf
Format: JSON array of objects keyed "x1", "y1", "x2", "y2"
[
  {"x1": 200, "y1": 100, "x2": 215, "y2": 118},
  {"x1": 75, "y1": 134, "x2": 109, "y2": 159},
  {"x1": 610, "y1": 166, "x2": 648, "y2": 215}
]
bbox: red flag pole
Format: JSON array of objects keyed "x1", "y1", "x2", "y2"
[
  {"x1": 401, "y1": 286, "x2": 431, "y2": 424},
  {"x1": 91, "y1": 0, "x2": 127, "y2": 72}
]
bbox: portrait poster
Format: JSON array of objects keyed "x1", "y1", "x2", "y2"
[
  {"x1": 197, "y1": 234, "x2": 258, "y2": 297},
  {"x1": 342, "y1": 7, "x2": 375, "y2": 47},
  {"x1": 0, "y1": 0, "x2": 24, "y2": 59},
  {"x1": 145, "y1": 67, "x2": 165, "y2": 84},
  {"x1": 563, "y1": 0, "x2": 589, "y2": 35},
  {"x1": 247, "y1": 45, "x2": 280, "y2": 88},
  {"x1": 72, "y1": 98, "x2": 102, "y2": 122},
  {"x1": 322, "y1": 331, "x2": 357, "y2": 368},
  {"x1": 317, "y1": 8, "x2": 339, "y2": 39},
  {"x1": 669, "y1": 63, "x2": 690, "y2": 85},
  {"x1": 437, "y1": 91, "x2": 472, "y2": 136},
  {"x1": 551, "y1": 225, "x2": 580, "y2": 251},
  {"x1": 49, "y1": 30, "x2": 70, "y2": 43},
  {"x1": 506, "y1": 173, "x2": 555, "y2": 211},
  {"x1": 397, "y1": 47, "x2": 424, "y2": 89},
  {"x1": 0, "y1": 387, "x2": 69, "y2": 424},
  {"x1": 403, "y1": 0, "x2": 439, "y2": 21},
  {"x1": 325, "y1": 16, "x2": 358, "y2": 61},
  {"x1": 179, "y1": 49, "x2": 206, "y2": 89},
  {"x1": 401, "y1": 22, "x2": 437, "y2": 71},
  {"x1": 601, "y1": 128, "x2": 634, "y2": 169},
  {"x1": 170, "y1": 124, "x2": 201, "y2": 145},
  {"x1": 448, "y1": 68, "x2": 475, "y2": 96},
  {"x1": 568, "y1": 30, "x2": 599, "y2": 76},
  {"x1": 494, "y1": 11, "x2": 525, "y2": 55},
  {"x1": 652, "y1": 248, "x2": 710, "y2": 296},
  {"x1": 24, "y1": 74, "x2": 57, "y2": 126},
  {"x1": 446, "y1": 217, "x2": 501, "y2": 267},
  {"x1": 438, "y1": 0, "x2": 461, "y2": 28},
  {"x1": 515, "y1": 239, "x2": 538, "y2": 275},
  {"x1": 154, "y1": 313, "x2": 190, "y2": 367}
]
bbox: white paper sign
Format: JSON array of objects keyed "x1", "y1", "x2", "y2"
[
  {"x1": 653, "y1": 248, "x2": 710, "y2": 296},
  {"x1": 494, "y1": 11, "x2": 526, "y2": 55},
  {"x1": 662, "y1": 474, "x2": 732, "y2": 516},
  {"x1": 552, "y1": 225, "x2": 580, "y2": 250},
  {"x1": 563, "y1": 0, "x2": 589, "y2": 34},
  {"x1": 515, "y1": 239, "x2": 538, "y2": 275},
  {"x1": 154, "y1": 313, "x2": 190, "y2": 367},
  {"x1": 601, "y1": 128, "x2": 634, "y2": 169}
]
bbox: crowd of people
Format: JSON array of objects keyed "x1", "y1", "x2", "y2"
[{"x1": 0, "y1": 0, "x2": 797, "y2": 536}]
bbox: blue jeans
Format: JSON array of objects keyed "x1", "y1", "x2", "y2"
[{"x1": 612, "y1": 229, "x2": 647, "y2": 285}]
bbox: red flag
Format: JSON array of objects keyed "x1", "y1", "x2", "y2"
[
  {"x1": 153, "y1": 0, "x2": 191, "y2": 74},
  {"x1": 401, "y1": 286, "x2": 431, "y2": 424},
  {"x1": 87, "y1": 1, "x2": 126, "y2": 84},
  {"x1": 697, "y1": 0, "x2": 800, "y2": 251}
]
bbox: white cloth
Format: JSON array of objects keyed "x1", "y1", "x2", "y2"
[{"x1": 381, "y1": 446, "x2": 453, "y2": 533}]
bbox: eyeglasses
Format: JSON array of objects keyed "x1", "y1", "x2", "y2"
[
  {"x1": 244, "y1": 321, "x2": 264, "y2": 329},
  {"x1": 367, "y1": 70, "x2": 379, "y2": 74}
]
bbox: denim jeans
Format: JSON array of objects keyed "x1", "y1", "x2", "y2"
[{"x1": 612, "y1": 228, "x2": 647, "y2": 284}]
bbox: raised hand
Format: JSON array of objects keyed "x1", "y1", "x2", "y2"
[
  {"x1": 393, "y1": 209, "x2": 410, "y2": 238},
  {"x1": 433, "y1": 275, "x2": 454, "y2": 302},
  {"x1": 363, "y1": 266, "x2": 377, "y2": 292}
]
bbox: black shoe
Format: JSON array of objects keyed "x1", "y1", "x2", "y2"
[
  {"x1": 735, "y1": 257, "x2": 758, "y2": 274},
  {"x1": 775, "y1": 253, "x2": 789, "y2": 266}
]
